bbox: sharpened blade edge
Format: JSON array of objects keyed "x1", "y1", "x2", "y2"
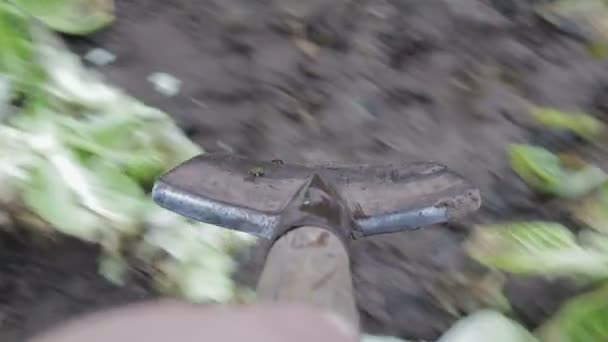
[
  {"x1": 356, "y1": 206, "x2": 448, "y2": 237},
  {"x1": 152, "y1": 180, "x2": 278, "y2": 239}
]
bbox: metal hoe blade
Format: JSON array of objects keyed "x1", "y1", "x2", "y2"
[{"x1": 153, "y1": 153, "x2": 481, "y2": 239}]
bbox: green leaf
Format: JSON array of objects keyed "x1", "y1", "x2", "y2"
[
  {"x1": 536, "y1": 0, "x2": 608, "y2": 44},
  {"x1": 21, "y1": 158, "x2": 103, "y2": 242},
  {"x1": 587, "y1": 40, "x2": 608, "y2": 59},
  {"x1": 509, "y1": 144, "x2": 607, "y2": 199},
  {"x1": 31, "y1": 27, "x2": 122, "y2": 109},
  {"x1": 20, "y1": 131, "x2": 146, "y2": 239},
  {"x1": 0, "y1": 19, "x2": 248, "y2": 304},
  {"x1": 13, "y1": 28, "x2": 201, "y2": 184},
  {"x1": 0, "y1": 75, "x2": 8, "y2": 117},
  {"x1": 536, "y1": 284, "x2": 608, "y2": 342},
  {"x1": 155, "y1": 261, "x2": 236, "y2": 303},
  {"x1": 61, "y1": 128, "x2": 166, "y2": 184},
  {"x1": 438, "y1": 310, "x2": 538, "y2": 342},
  {"x1": 531, "y1": 107, "x2": 605, "y2": 141},
  {"x1": 0, "y1": 2, "x2": 32, "y2": 76},
  {"x1": 82, "y1": 158, "x2": 147, "y2": 235},
  {"x1": 14, "y1": 0, "x2": 114, "y2": 35},
  {"x1": 427, "y1": 271, "x2": 511, "y2": 317},
  {"x1": 29, "y1": 30, "x2": 200, "y2": 181},
  {"x1": 537, "y1": 0, "x2": 608, "y2": 60},
  {"x1": 465, "y1": 222, "x2": 608, "y2": 279},
  {"x1": 569, "y1": 182, "x2": 608, "y2": 233},
  {"x1": 98, "y1": 253, "x2": 128, "y2": 286},
  {"x1": 136, "y1": 208, "x2": 256, "y2": 303},
  {"x1": 0, "y1": 1, "x2": 44, "y2": 99},
  {"x1": 579, "y1": 230, "x2": 608, "y2": 254}
]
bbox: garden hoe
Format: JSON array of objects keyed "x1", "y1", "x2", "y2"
[{"x1": 152, "y1": 153, "x2": 481, "y2": 331}]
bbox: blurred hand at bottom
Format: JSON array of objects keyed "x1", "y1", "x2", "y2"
[{"x1": 28, "y1": 300, "x2": 359, "y2": 342}]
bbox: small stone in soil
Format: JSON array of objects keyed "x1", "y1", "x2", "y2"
[
  {"x1": 147, "y1": 72, "x2": 182, "y2": 97},
  {"x1": 84, "y1": 48, "x2": 116, "y2": 66},
  {"x1": 248, "y1": 166, "x2": 265, "y2": 177}
]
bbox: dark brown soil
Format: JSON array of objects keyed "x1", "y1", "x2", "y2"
[{"x1": 2, "y1": 0, "x2": 607, "y2": 340}]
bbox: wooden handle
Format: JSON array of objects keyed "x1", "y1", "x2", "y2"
[{"x1": 256, "y1": 226, "x2": 359, "y2": 330}]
